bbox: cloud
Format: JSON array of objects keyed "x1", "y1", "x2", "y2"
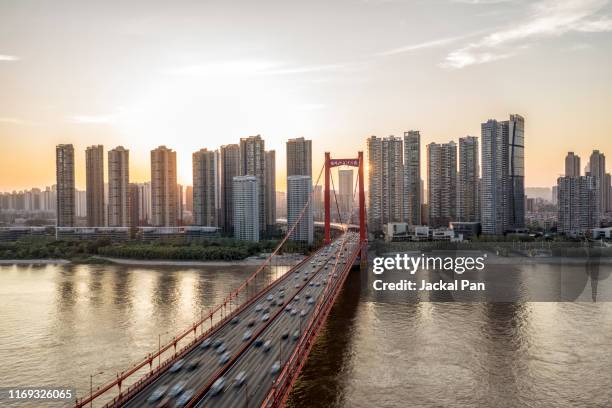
[
  {"x1": 0, "y1": 54, "x2": 19, "y2": 62},
  {"x1": 377, "y1": 36, "x2": 468, "y2": 56},
  {"x1": 163, "y1": 60, "x2": 282, "y2": 77},
  {"x1": 376, "y1": 30, "x2": 488, "y2": 56},
  {"x1": 442, "y1": 0, "x2": 612, "y2": 69},
  {"x1": 266, "y1": 64, "x2": 352, "y2": 75},
  {"x1": 163, "y1": 60, "x2": 355, "y2": 77}
]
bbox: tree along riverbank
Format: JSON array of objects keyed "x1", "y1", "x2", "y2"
[{"x1": 0, "y1": 234, "x2": 327, "y2": 263}]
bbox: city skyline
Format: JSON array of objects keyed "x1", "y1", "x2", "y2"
[
  {"x1": 2, "y1": 0, "x2": 612, "y2": 191},
  {"x1": 3, "y1": 132, "x2": 611, "y2": 195}
]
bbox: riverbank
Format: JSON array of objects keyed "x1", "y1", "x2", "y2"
[
  {"x1": 91, "y1": 255, "x2": 305, "y2": 267},
  {"x1": 0, "y1": 258, "x2": 71, "y2": 265},
  {"x1": 0, "y1": 254, "x2": 306, "y2": 267}
]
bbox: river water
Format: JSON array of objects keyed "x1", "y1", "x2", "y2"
[{"x1": 1, "y1": 262, "x2": 612, "y2": 407}]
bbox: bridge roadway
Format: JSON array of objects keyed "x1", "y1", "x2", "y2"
[{"x1": 121, "y1": 232, "x2": 359, "y2": 408}]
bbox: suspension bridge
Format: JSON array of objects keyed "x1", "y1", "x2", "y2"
[{"x1": 75, "y1": 152, "x2": 367, "y2": 408}]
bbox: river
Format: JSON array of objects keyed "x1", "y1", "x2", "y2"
[{"x1": 1, "y1": 262, "x2": 611, "y2": 407}]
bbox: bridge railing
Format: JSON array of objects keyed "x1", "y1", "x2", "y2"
[
  {"x1": 261, "y1": 238, "x2": 363, "y2": 408},
  {"x1": 261, "y1": 167, "x2": 364, "y2": 408}
]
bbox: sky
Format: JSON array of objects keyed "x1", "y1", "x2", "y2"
[{"x1": 1, "y1": 0, "x2": 611, "y2": 191}]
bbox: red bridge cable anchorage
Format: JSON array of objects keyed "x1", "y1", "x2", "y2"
[
  {"x1": 262, "y1": 169, "x2": 362, "y2": 407},
  {"x1": 75, "y1": 165, "x2": 326, "y2": 408}
]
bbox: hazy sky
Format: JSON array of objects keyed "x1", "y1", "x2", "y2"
[{"x1": 1, "y1": 0, "x2": 611, "y2": 191}]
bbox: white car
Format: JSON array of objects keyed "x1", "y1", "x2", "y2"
[
  {"x1": 169, "y1": 381, "x2": 186, "y2": 397},
  {"x1": 219, "y1": 352, "x2": 230, "y2": 365},
  {"x1": 176, "y1": 389, "x2": 194, "y2": 407},
  {"x1": 243, "y1": 330, "x2": 253, "y2": 341},
  {"x1": 211, "y1": 377, "x2": 226, "y2": 396},
  {"x1": 234, "y1": 371, "x2": 247, "y2": 387},
  {"x1": 170, "y1": 359, "x2": 185, "y2": 373},
  {"x1": 147, "y1": 385, "x2": 168, "y2": 402}
]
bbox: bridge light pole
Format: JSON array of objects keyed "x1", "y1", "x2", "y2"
[
  {"x1": 90, "y1": 371, "x2": 104, "y2": 408},
  {"x1": 158, "y1": 330, "x2": 169, "y2": 368}
]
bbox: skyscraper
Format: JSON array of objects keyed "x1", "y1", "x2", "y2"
[
  {"x1": 606, "y1": 173, "x2": 612, "y2": 213},
  {"x1": 137, "y1": 182, "x2": 152, "y2": 225},
  {"x1": 367, "y1": 135, "x2": 403, "y2": 232},
  {"x1": 56, "y1": 144, "x2": 75, "y2": 227},
  {"x1": 86, "y1": 145, "x2": 105, "y2": 227},
  {"x1": 382, "y1": 136, "x2": 404, "y2": 225},
  {"x1": 219, "y1": 144, "x2": 240, "y2": 234},
  {"x1": 557, "y1": 175, "x2": 599, "y2": 235},
  {"x1": 265, "y1": 150, "x2": 276, "y2": 231},
  {"x1": 286, "y1": 137, "x2": 312, "y2": 228},
  {"x1": 185, "y1": 186, "x2": 193, "y2": 213},
  {"x1": 367, "y1": 136, "x2": 383, "y2": 232},
  {"x1": 177, "y1": 184, "x2": 184, "y2": 225},
  {"x1": 240, "y1": 135, "x2": 267, "y2": 234},
  {"x1": 481, "y1": 119, "x2": 504, "y2": 234},
  {"x1": 480, "y1": 114, "x2": 525, "y2": 234},
  {"x1": 108, "y1": 146, "x2": 130, "y2": 227},
  {"x1": 589, "y1": 150, "x2": 607, "y2": 218},
  {"x1": 287, "y1": 175, "x2": 314, "y2": 244},
  {"x1": 565, "y1": 152, "x2": 581, "y2": 177},
  {"x1": 151, "y1": 146, "x2": 178, "y2": 227},
  {"x1": 75, "y1": 190, "x2": 87, "y2": 218},
  {"x1": 338, "y1": 169, "x2": 354, "y2": 222},
  {"x1": 286, "y1": 137, "x2": 312, "y2": 178},
  {"x1": 128, "y1": 183, "x2": 140, "y2": 228},
  {"x1": 276, "y1": 191, "x2": 287, "y2": 219},
  {"x1": 507, "y1": 114, "x2": 525, "y2": 230},
  {"x1": 403, "y1": 130, "x2": 421, "y2": 226},
  {"x1": 192, "y1": 148, "x2": 217, "y2": 226},
  {"x1": 427, "y1": 141, "x2": 457, "y2": 228},
  {"x1": 458, "y1": 136, "x2": 479, "y2": 222},
  {"x1": 233, "y1": 175, "x2": 259, "y2": 242}
]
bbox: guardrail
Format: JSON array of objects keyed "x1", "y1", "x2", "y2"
[{"x1": 261, "y1": 239, "x2": 362, "y2": 408}]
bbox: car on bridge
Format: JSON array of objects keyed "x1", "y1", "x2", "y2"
[
  {"x1": 234, "y1": 371, "x2": 247, "y2": 387},
  {"x1": 169, "y1": 359, "x2": 184, "y2": 373},
  {"x1": 176, "y1": 389, "x2": 194, "y2": 407},
  {"x1": 147, "y1": 385, "x2": 168, "y2": 403},
  {"x1": 210, "y1": 377, "x2": 226, "y2": 396}
]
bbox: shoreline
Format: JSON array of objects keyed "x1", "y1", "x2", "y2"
[
  {"x1": 2, "y1": 252, "x2": 610, "y2": 267},
  {"x1": 0, "y1": 255, "x2": 306, "y2": 267},
  {"x1": 0, "y1": 259, "x2": 71, "y2": 265},
  {"x1": 93, "y1": 256, "x2": 305, "y2": 267}
]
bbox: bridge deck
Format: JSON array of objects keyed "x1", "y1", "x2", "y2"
[{"x1": 115, "y1": 232, "x2": 360, "y2": 408}]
